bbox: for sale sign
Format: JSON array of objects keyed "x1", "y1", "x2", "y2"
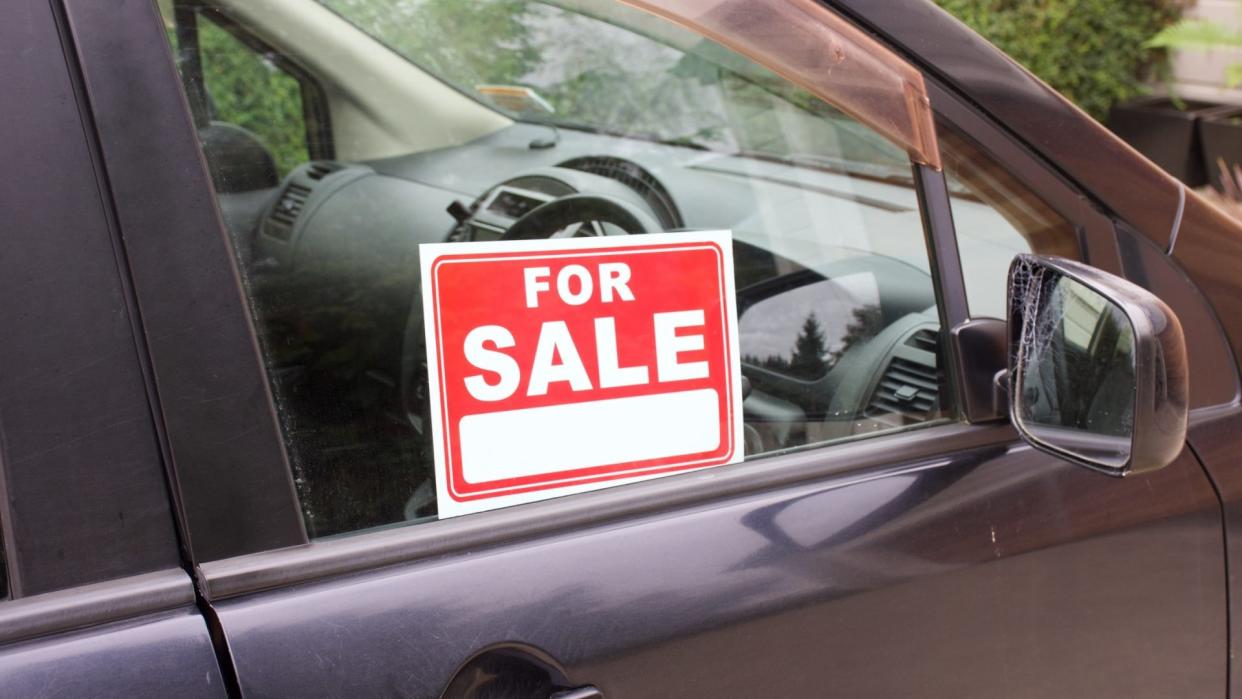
[{"x1": 420, "y1": 231, "x2": 742, "y2": 518}]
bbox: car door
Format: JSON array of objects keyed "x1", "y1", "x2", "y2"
[
  {"x1": 0, "y1": 1, "x2": 226, "y2": 696},
  {"x1": 64, "y1": 0, "x2": 1228, "y2": 696}
]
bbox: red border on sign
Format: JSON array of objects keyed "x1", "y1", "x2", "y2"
[{"x1": 427, "y1": 241, "x2": 737, "y2": 502}]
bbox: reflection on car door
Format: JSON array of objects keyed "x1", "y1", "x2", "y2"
[{"x1": 198, "y1": 431, "x2": 1224, "y2": 697}]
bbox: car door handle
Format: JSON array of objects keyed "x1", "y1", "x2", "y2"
[{"x1": 550, "y1": 686, "x2": 604, "y2": 699}]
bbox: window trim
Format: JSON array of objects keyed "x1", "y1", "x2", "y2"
[
  {"x1": 198, "y1": 420, "x2": 1013, "y2": 601},
  {"x1": 912, "y1": 163, "x2": 968, "y2": 421},
  {"x1": 0, "y1": 569, "x2": 194, "y2": 646},
  {"x1": 62, "y1": 0, "x2": 309, "y2": 564}
]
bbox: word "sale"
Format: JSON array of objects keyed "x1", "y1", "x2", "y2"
[{"x1": 465, "y1": 262, "x2": 708, "y2": 401}]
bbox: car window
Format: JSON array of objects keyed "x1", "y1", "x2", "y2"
[
  {"x1": 197, "y1": 15, "x2": 310, "y2": 177},
  {"x1": 158, "y1": 0, "x2": 952, "y2": 536},
  {"x1": 938, "y1": 121, "x2": 1081, "y2": 320},
  {"x1": 160, "y1": 2, "x2": 314, "y2": 194},
  {"x1": 316, "y1": 0, "x2": 911, "y2": 170}
]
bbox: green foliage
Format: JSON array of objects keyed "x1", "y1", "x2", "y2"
[
  {"x1": 198, "y1": 17, "x2": 308, "y2": 175},
  {"x1": 1147, "y1": 18, "x2": 1242, "y2": 88},
  {"x1": 323, "y1": 0, "x2": 539, "y2": 87},
  {"x1": 321, "y1": 0, "x2": 910, "y2": 167},
  {"x1": 1147, "y1": 18, "x2": 1242, "y2": 50},
  {"x1": 934, "y1": 0, "x2": 1184, "y2": 119}
]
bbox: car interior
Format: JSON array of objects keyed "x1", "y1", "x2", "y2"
[{"x1": 161, "y1": 0, "x2": 1065, "y2": 536}]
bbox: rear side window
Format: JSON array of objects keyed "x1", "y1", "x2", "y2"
[{"x1": 159, "y1": 0, "x2": 953, "y2": 536}]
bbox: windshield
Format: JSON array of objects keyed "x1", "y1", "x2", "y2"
[{"x1": 317, "y1": 0, "x2": 910, "y2": 171}]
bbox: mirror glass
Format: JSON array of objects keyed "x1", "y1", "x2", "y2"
[{"x1": 1015, "y1": 272, "x2": 1136, "y2": 469}]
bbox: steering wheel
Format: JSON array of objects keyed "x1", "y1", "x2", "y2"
[
  {"x1": 500, "y1": 193, "x2": 662, "y2": 240},
  {"x1": 398, "y1": 192, "x2": 662, "y2": 510}
]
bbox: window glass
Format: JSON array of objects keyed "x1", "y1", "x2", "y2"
[
  {"x1": 198, "y1": 15, "x2": 309, "y2": 177},
  {"x1": 161, "y1": 3, "x2": 310, "y2": 195},
  {"x1": 938, "y1": 122, "x2": 1081, "y2": 320},
  {"x1": 159, "y1": 0, "x2": 950, "y2": 536},
  {"x1": 318, "y1": 0, "x2": 910, "y2": 169}
]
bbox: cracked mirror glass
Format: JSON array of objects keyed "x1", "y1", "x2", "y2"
[{"x1": 1015, "y1": 271, "x2": 1135, "y2": 469}]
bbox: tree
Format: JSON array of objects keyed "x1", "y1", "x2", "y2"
[
  {"x1": 789, "y1": 313, "x2": 829, "y2": 380},
  {"x1": 934, "y1": 0, "x2": 1182, "y2": 120},
  {"x1": 830, "y1": 305, "x2": 883, "y2": 366}
]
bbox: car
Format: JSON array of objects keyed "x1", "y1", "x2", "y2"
[{"x1": 2, "y1": 0, "x2": 1241, "y2": 696}]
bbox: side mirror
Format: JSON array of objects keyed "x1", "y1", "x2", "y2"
[{"x1": 1007, "y1": 255, "x2": 1188, "y2": 476}]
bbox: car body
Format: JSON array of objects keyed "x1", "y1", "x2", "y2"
[{"x1": 1, "y1": 0, "x2": 1241, "y2": 697}]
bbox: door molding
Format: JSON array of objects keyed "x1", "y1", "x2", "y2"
[{"x1": 199, "y1": 421, "x2": 1016, "y2": 600}]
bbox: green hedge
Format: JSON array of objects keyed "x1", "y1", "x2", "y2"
[{"x1": 934, "y1": 0, "x2": 1183, "y2": 120}]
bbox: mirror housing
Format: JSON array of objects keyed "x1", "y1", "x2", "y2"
[{"x1": 1007, "y1": 255, "x2": 1188, "y2": 476}]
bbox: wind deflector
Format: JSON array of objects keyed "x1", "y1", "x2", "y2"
[{"x1": 618, "y1": 0, "x2": 941, "y2": 169}]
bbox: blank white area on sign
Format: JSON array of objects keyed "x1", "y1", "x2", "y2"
[{"x1": 459, "y1": 389, "x2": 721, "y2": 484}]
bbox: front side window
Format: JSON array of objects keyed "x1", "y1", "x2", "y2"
[
  {"x1": 938, "y1": 122, "x2": 1081, "y2": 320},
  {"x1": 159, "y1": 0, "x2": 951, "y2": 536}
]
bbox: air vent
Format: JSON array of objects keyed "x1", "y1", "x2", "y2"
[
  {"x1": 865, "y1": 330, "x2": 943, "y2": 425},
  {"x1": 266, "y1": 183, "x2": 311, "y2": 239},
  {"x1": 905, "y1": 328, "x2": 939, "y2": 353},
  {"x1": 558, "y1": 156, "x2": 683, "y2": 229},
  {"x1": 306, "y1": 161, "x2": 343, "y2": 181}
]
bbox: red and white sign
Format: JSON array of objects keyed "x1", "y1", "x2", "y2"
[{"x1": 420, "y1": 231, "x2": 742, "y2": 517}]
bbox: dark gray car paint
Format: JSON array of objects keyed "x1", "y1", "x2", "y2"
[
  {"x1": 59, "y1": 0, "x2": 310, "y2": 564},
  {"x1": 0, "y1": 0, "x2": 182, "y2": 596},
  {"x1": 0, "y1": 2, "x2": 228, "y2": 695},
  {"x1": 80, "y1": 0, "x2": 1231, "y2": 696},
  {"x1": 833, "y1": 6, "x2": 1242, "y2": 695},
  {"x1": 6, "y1": 0, "x2": 1237, "y2": 696},
  {"x1": 211, "y1": 433, "x2": 1223, "y2": 697},
  {"x1": 0, "y1": 570, "x2": 223, "y2": 699},
  {"x1": 0, "y1": 608, "x2": 225, "y2": 699}
]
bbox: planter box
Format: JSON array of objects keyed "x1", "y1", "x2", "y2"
[
  {"x1": 1108, "y1": 97, "x2": 1217, "y2": 187},
  {"x1": 1200, "y1": 106, "x2": 1242, "y2": 193}
]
